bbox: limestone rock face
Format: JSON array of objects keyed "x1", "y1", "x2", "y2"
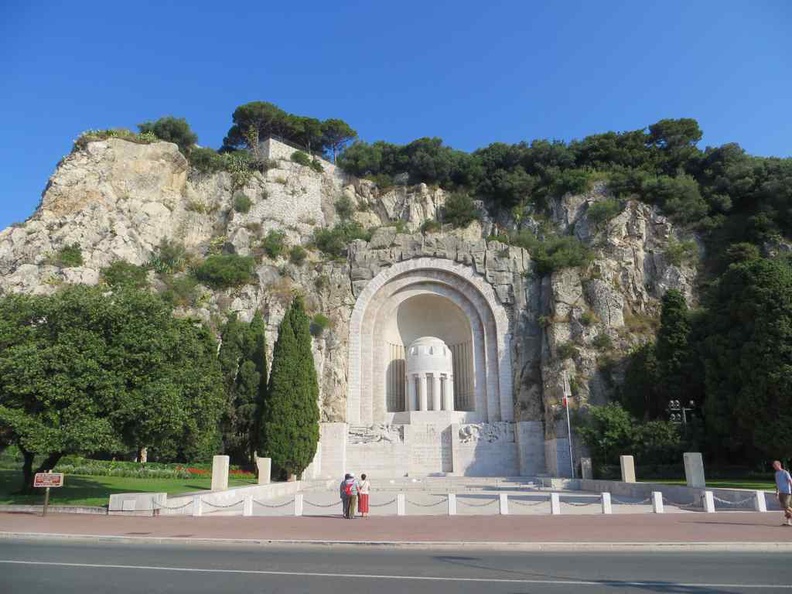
[{"x1": 0, "y1": 138, "x2": 698, "y2": 435}]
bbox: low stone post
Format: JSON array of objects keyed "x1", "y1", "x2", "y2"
[
  {"x1": 619, "y1": 455, "x2": 636, "y2": 483},
  {"x1": 243, "y1": 496, "x2": 253, "y2": 517},
  {"x1": 192, "y1": 495, "x2": 203, "y2": 517},
  {"x1": 703, "y1": 491, "x2": 715, "y2": 513},
  {"x1": 581, "y1": 458, "x2": 593, "y2": 480},
  {"x1": 550, "y1": 492, "x2": 561, "y2": 515},
  {"x1": 684, "y1": 452, "x2": 706, "y2": 488},
  {"x1": 211, "y1": 455, "x2": 230, "y2": 491},
  {"x1": 499, "y1": 493, "x2": 509, "y2": 515},
  {"x1": 601, "y1": 492, "x2": 612, "y2": 515},
  {"x1": 754, "y1": 490, "x2": 767, "y2": 512},
  {"x1": 256, "y1": 457, "x2": 271, "y2": 485},
  {"x1": 294, "y1": 493, "x2": 304, "y2": 517},
  {"x1": 397, "y1": 493, "x2": 406, "y2": 516},
  {"x1": 652, "y1": 491, "x2": 664, "y2": 514},
  {"x1": 447, "y1": 493, "x2": 457, "y2": 516}
]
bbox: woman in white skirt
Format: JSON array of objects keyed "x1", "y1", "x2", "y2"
[{"x1": 358, "y1": 473, "x2": 371, "y2": 518}]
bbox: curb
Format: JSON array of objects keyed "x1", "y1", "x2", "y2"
[{"x1": 2, "y1": 532, "x2": 791, "y2": 552}]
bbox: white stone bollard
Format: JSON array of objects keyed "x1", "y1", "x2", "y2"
[
  {"x1": 581, "y1": 457, "x2": 593, "y2": 480},
  {"x1": 703, "y1": 491, "x2": 715, "y2": 513},
  {"x1": 550, "y1": 492, "x2": 561, "y2": 515},
  {"x1": 256, "y1": 457, "x2": 271, "y2": 485},
  {"x1": 243, "y1": 496, "x2": 253, "y2": 517},
  {"x1": 499, "y1": 493, "x2": 509, "y2": 515},
  {"x1": 397, "y1": 493, "x2": 406, "y2": 516},
  {"x1": 684, "y1": 452, "x2": 706, "y2": 488},
  {"x1": 601, "y1": 492, "x2": 612, "y2": 515},
  {"x1": 192, "y1": 495, "x2": 203, "y2": 517},
  {"x1": 620, "y1": 455, "x2": 636, "y2": 483},
  {"x1": 652, "y1": 491, "x2": 664, "y2": 514},
  {"x1": 211, "y1": 455, "x2": 230, "y2": 491},
  {"x1": 294, "y1": 493, "x2": 304, "y2": 517},
  {"x1": 754, "y1": 490, "x2": 768, "y2": 512},
  {"x1": 448, "y1": 493, "x2": 457, "y2": 516}
]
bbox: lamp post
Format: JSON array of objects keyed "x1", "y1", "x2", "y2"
[
  {"x1": 668, "y1": 399, "x2": 695, "y2": 424},
  {"x1": 562, "y1": 371, "x2": 575, "y2": 479}
]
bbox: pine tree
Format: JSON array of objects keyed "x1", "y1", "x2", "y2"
[{"x1": 263, "y1": 295, "x2": 320, "y2": 478}]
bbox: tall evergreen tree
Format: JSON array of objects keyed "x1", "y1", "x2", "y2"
[
  {"x1": 655, "y1": 290, "x2": 693, "y2": 413},
  {"x1": 262, "y1": 295, "x2": 319, "y2": 478}
]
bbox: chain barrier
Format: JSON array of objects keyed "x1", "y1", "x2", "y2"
[
  {"x1": 253, "y1": 499, "x2": 293, "y2": 509},
  {"x1": 564, "y1": 498, "x2": 602, "y2": 507},
  {"x1": 202, "y1": 499, "x2": 244, "y2": 509},
  {"x1": 151, "y1": 499, "x2": 193, "y2": 511},
  {"x1": 303, "y1": 500, "x2": 341, "y2": 509},
  {"x1": 407, "y1": 496, "x2": 447, "y2": 508},
  {"x1": 713, "y1": 495, "x2": 755, "y2": 507},
  {"x1": 510, "y1": 498, "x2": 548, "y2": 507},
  {"x1": 662, "y1": 495, "x2": 700, "y2": 509},
  {"x1": 610, "y1": 496, "x2": 651, "y2": 506},
  {"x1": 457, "y1": 497, "x2": 498, "y2": 508},
  {"x1": 370, "y1": 498, "x2": 397, "y2": 508}
]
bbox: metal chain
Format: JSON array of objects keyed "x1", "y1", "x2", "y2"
[
  {"x1": 151, "y1": 499, "x2": 193, "y2": 511},
  {"x1": 662, "y1": 496, "x2": 700, "y2": 509},
  {"x1": 457, "y1": 497, "x2": 498, "y2": 508},
  {"x1": 565, "y1": 499, "x2": 601, "y2": 507},
  {"x1": 303, "y1": 500, "x2": 341, "y2": 508},
  {"x1": 713, "y1": 495, "x2": 755, "y2": 506},
  {"x1": 407, "y1": 496, "x2": 447, "y2": 508},
  {"x1": 611, "y1": 496, "x2": 651, "y2": 506},
  {"x1": 370, "y1": 498, "x2": 397, "y2": 508},
  {"x1": 510, "y1": 498, "x2": 548, "y2": 507},
  {"x1": 253, "y1": 499, "x2": 293, "y2": 508},
  {"x1": 202, "y1": 499, "x2": 245, "y2": 509}
]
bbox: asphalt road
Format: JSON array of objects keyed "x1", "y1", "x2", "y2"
[{"x1": 0, "y1": 539, "x2": 790, "y2": 593}]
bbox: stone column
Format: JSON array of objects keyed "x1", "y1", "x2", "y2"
[
  {"x1": 580, "y1": 457, "x2": 593, "y2": 480},
  {"x1": 684, "y1": 452, "x2": 706, "y2": 488},
  {"x1": 406, "y1": 374, "x2": 416, "y2": 411},
  {"x1": 256, "y1": 457, "x2": 271, "y2": 485},
  {"x1": 619, "y1": 455, "x2": 636, "y2": 483},
  {"x1": 211, "y1": 455, "x2": 230, "y2": 491},
  {"x1": 443, "y1": 375, "x2": 454, "y2": 411},
  {"x1": 432, "y1": 374, "x2": 442, "y2": 411},
  {"x1": 418, "y1": 374, "x2": 428, "y2": 411}
]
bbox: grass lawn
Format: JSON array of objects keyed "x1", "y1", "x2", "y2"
[
  {"x1": 0, "y1": 469, "x2": 257, "y2": 507},
  {"x1": 644, "y1": 478, "x2": 775, "y2": 490}
]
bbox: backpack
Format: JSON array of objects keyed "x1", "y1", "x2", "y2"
[{"x1": 343, "y1": 481, "x2": 354, "y2": 496}]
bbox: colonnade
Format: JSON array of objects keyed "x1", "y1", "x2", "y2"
[{"x1": 405, "y1": 372, "x2": 454, "y2": 412}]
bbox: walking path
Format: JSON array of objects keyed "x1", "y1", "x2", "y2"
[{"x1": 1, "y1": 511, "x2": 790, "y2": 551}]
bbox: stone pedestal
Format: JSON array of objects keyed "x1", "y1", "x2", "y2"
[
  {"x1": 211, "y1": 455, "x2": 230, "y2": 491},
  {"x1": 580, "y1": 457, "x2": 593, "y2": 480},
  {"x1": 684, "y1": 452, "x2": 706, "y2": 488},
  {"x1": 620, "y1": 455, "x2": 636, "y2": 483},
  {"x1": 256, "y1": 457, "x2": 272, "y2": 485}
]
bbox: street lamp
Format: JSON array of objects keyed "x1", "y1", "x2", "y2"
[
  {"x1": 562, "y1": 371, "x2": 575, "y2": 479},
  {"x1": 668, "y1": 399, "x2": 695, "y2": 424}
]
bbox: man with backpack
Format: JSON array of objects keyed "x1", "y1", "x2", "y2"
[{"x1": 341, "y1": 473, "x2": 359, "y2": 519}]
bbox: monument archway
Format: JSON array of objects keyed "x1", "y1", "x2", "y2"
[{"x1": 347, "y1": 258, "x2": 513, "y2": 426}]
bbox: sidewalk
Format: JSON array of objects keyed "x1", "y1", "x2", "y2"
[{"x1": 1, "y1": 511, "x2": 791, "y2": 551}]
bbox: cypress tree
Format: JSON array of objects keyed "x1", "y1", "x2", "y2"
[
  {"x1": 655, "y1": 289, "x2": 693, "y2": 412},
  {"x1": 263, "y1": 295, "x2": 320, "y2": 478}
]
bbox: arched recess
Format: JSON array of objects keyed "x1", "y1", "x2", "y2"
[{"x1": 347, "y1": 258, "x2": 512, "y2": 425}]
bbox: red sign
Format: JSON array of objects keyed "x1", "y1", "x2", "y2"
[{"x1": 34, "y1": 473, "x2": 64, "y2": 488}]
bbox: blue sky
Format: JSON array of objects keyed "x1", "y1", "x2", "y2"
[{"x1": 1, "y1": 0, "x2": 789, "y2": 230}]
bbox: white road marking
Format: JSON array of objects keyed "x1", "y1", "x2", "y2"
[{"x1": 0, "y1": 559, "x2": 789, "y2": 589}]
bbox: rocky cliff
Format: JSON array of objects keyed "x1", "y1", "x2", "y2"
[{"x1": 0, "y1": 138, "x2": 697, "y2": 436}]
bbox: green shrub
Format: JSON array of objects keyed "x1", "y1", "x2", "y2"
[
  {"x1": 54, "y1": 243, "x2": 83, "y2": 267},
  {"x1": 160, "y1": 274, "x2": 199, "y2": 307},
  {"x1": 443, "y1": 192, "x2": 477, "y2": 228},
  {"x1": 580, "y1": 311, "x2": 597, "y2": 326},
  {"x1": 557, "y1": 341, "x2": 579, "y2": 360},
  {"x1": 592, "y1": 333, "x2": 613, "y2": 350},
  {"x1": 73, "y1": 128, "x2": 157, "y2": 151},
  {"x1": 138, "y1": 116, "x2": 198, "y2": 155},
  {"x1": 420, "y1": 219, "x2": 442, "y2": 233},
  {"x1": 101, "y1": 261, "x2": 148, "y2": 289},
  {"x1": 335, "y1": 195, "x2": 355, "y2": 220},
  {"x1": 511, "y1": 230, "x2": 592, "y2": 275},
  {"x1": 194, "y1": 254, "x2": 255, "y2": 288},
  {"x1": 313, "y1": 222, "x2": 372, "y2": 259},
  {"x1": 310, "y1": 313, "x2": 330, "y2": 337},
  {"x1": 261, "y1": 230, "x2": 286, "y2": 259},
  {"x1": 310, "y1": 159, "x2": 324, "y2": 173},
  {"x1": 289, "y1": 245, "x2": 307, "y2": 266},
  {"x1": 291, "y1": 151, "x2": 312, "y2": 167},
  {"x1": 664, "y1": 239, "x2": 698, "y2": 266},
  {"x1": 189, "y1": 147, "x2": 225, "y2": 173},
  {"x1": 233, "y1": 193, "x2": 252, "y2": 213},
  {"x1": 150, "y1": 240, "x2": 187, "y2": 273},
  {"x1": 587, "y1": 199, "x2": 623, "y2": 224}
]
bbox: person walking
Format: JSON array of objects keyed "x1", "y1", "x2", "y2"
[
  {"x1": 358, "y1": 473, "x2": 371, "y2": 518},
  {"x1": 343, "y1": 473, "x2": 359, "y2": 519},
  {"x1": 773, "y1": 460, "x2": 792, "y2": 526},
  {"x1": 339, "y1": 473, "x2": 351, "y2": 519}
]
